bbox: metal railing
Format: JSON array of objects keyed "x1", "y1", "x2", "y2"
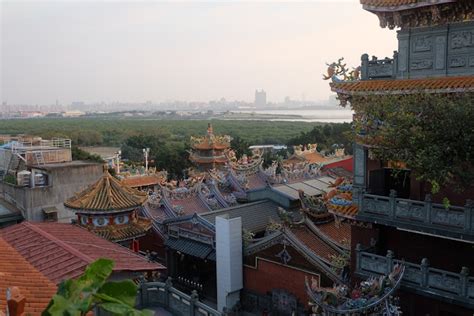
[
  {"x1": 139, "y1": 278, "x2": 225, "y2": 316},
  {"x1": 355, "y1": 246, "x2": 474, "y2": 308},
  {"x1": 6, "y1": 138, "x2": 71, "y2": 152},
  {"x1": 355, "y1": 190, "x2": 474, "y2": 241}
]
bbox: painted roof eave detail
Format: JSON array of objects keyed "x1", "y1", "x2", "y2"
[{"x1": 362, "y1": 0, "x2": 455, "y2": 12}]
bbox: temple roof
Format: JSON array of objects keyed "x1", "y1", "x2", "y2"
[
  {"x1": 360, "y1": 0, "x2": 455, "y2": 11},
  {"x1": 330, "y1": 76, "x2": 474, "y2": 96},
  {"x1": 0, "y1": 222, "x2": 164, "y2": 284},
  {"x1": 200, "y1": 200, "x2": 281, "y2": 233},
  {"x1": 190, "y1": 123, "x2": 231, "y2": 151},
  {"x1": 65, "y1": 169, "x2": 147, "y2": 213},
  {"x1": 317, "y1": 221, "x2": 352, "y2": 248},
  {"x1": 121, "y1": 174, "x2": 165, "y2": 188},
  {"x1": 0, "y1": 237, "x2": 57, "y2": 315},
  {"x1": 290, "y1": 225, "x2": 339, "y2": 262},
  {"x1": 89, "y1": 217, "x2": 152, "y2": 242},
  {"x1": 328, "y1": 204, "x2": 359, "y2": 220}
]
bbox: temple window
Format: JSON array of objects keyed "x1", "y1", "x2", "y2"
[
  {"x1": 114, "y1": 215, "x2": 129, "y2": 225},
  {"x1": 80, "y1": 216, "x2": 89, "y2": 226},
  {"x1": 93, "y1": 216, "x2": 109, "y2": 227}
]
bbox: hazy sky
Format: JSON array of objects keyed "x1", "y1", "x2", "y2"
[{"x1": 1, "y1": 0, "x2": 397, "y2": 105}]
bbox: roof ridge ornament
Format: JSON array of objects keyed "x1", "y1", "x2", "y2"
[{"x1": 323, "y1": 58, "x2": 361, "y2": 83}]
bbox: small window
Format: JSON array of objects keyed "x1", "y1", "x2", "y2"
[
  {"x1": 169, "y1": 227, "x2": 179, "y2": 238},
  {"x1": 114, "y1": 215, "x2": 129, "y2": 225},
  {"x1": 93, "y1": 216, "x2": 109, "y2": 227},
  {"x1": 43, "y1": 207, "x2": 58, "y2": 222},
  {"x1": 80, "y1": 216, "x2": 88, "y2": 225}
]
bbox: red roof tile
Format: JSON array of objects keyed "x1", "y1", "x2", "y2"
[
  {"x1": 246, "y1": 173, "x2": 267, "y2": 190},
  {"x1": 0, "y1": 222, "x2": 165, "y2": 285},
  {"x1": 290, "y1": 226, "x2": 338, "y2": 261},
  {"x1": 0, "y1": 238, "x2": 57, "y2": 315},
  {"x1": 317, "y1": 221, "x2": 351, "y2": 247},
  {"x1": 170, "y1": 196, "x2": 210, "y2": 215},
  {"x1": 330, "y1": 76, "x2": 474, "y2": 95}
]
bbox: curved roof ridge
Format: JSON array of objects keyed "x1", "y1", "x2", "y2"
[{"x1": 65, "y1": 169, "x2": 147, "y2": 212}]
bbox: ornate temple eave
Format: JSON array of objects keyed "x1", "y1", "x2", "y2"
[
  {"x1": 89, "y1": 216, "x2": 152, "y2": 243},
  {"x1": 361, "y1": 0, "x2": 473, "y2": 29},
  {"x1": 361, "y1": 0, "x2": 455, "y2": 12},
  {"x1": 191, "y1": 143, "x2": 230, "y2": 150},
  {"x1": 73, "y1": 207, "x2": 137, "y2": 215},
  {"x1": 330, "y1": 76, "x2": 474, "y2": 104},
  {"x1": 189, "y1": 156, "x2": 228, "y2": 164},
  {"x1": 306, "y1": 264, "x2": 405, "y2": 314}
]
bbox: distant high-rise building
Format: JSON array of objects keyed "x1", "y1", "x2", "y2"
[{"x1": 254, "y1": 90, "x2": 266, "y2": 107}]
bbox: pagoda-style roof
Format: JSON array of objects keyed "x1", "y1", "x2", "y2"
[
  {"x1": 65, "y1": 169, "x2": 147, "y2": 213},
  {"x1": 190, "y1": 123, "x2": 231, "y2": 150},
  {"x1": 188, "y1": 155, "x2": 228, "y2": 164},
  {"x1": 331, "y1": 76, "x2": 474, "y2": 96}
]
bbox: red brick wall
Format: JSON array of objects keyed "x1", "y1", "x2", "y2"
[
  {"x1": 324, "y1": 156, "x2": 353, "y2": 172},
  {"x1": 244, "y1": 258, "x2": 320, "y2": 306},
  {"x1": 139, "y1": 231, "x2": 166, "y2": 260}
]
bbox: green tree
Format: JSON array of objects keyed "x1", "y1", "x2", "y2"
[
  {"x1": 71, "y1": 147, "x2": 104, "y2": 163},
  {"x1": 351, "y1": 93, "x2": 474, "y2": 193},
  {"x1": 230, "y1": 136, "x2": 251, "y2": 159},
  {"x1": 43, "y1": 258, "x2": 152, "y2": 316}
]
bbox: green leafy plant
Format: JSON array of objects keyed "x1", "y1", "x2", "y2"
[
  {"x1": 42, "y1": 258, "x2": 152, "y2": 316},
  {"x1": 351, "y1": 93, "x2": 474, "y2": 195},
  {"x1": 3, "y1": 174, "x2": 16, "y2": 185}
]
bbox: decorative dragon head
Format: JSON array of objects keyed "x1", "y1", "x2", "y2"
[{"x1": 323, "y1": 57, "x2": 361, "y2": 82}]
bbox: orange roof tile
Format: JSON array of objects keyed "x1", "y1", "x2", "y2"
[
  {"x1": 330, "y1": 76, "x2": 474, "y2": 95},
  {"x1": 0, "y1": 237, "x2": 57, "y2": 315},
  {"x1": 291, "y1": 226, "x2": 338, "y2": 261},
  {"x1": 286, "y1": 151, "x2": 331, "y2": 165},
  {"x1": 65, "y1": 169, "x2": 147, "y2": 212},
  {"x1": 0, "y1": 222, "x2": 165, "y2": 285}
]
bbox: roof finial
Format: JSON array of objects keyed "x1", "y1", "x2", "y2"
[{"x1": 207, "y1": 123, "x2": 213, "y2": 136}]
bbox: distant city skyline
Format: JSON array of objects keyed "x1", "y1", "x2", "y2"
[{"x1": 1, "y1": 1, "x2": 396, "y2": 105}]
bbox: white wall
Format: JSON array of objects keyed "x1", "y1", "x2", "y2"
[{"x1": 216, "y1": 215, "x2": 243, "y2": 312}]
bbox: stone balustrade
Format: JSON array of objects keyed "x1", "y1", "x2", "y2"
[
  {"x1": 139, "y1": 278, "x2": 226, "y2": 316},
  {"x1": 355, "y1": 246, "x2": 474, "y2": 309},
  {"x1": 355, "y1": 190, "x2": 474, "y2": 241},
  {"x1": 361, "y1": 53, "x2": 397, "y2": 80}
]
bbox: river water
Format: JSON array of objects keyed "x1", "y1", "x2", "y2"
[{"x1": 231, "y1": 108, "x2": 354, "y2": 123}]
